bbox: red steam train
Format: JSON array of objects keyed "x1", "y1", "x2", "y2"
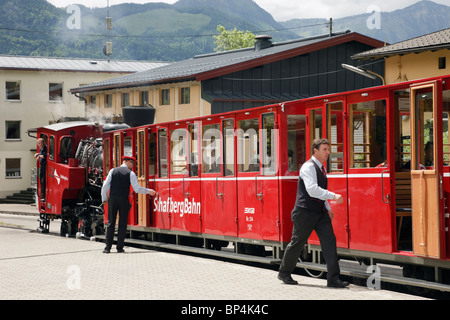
[{"x1": 36, "y1": 75, "x2": 450, "y2": 291}]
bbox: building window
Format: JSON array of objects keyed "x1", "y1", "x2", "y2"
[
  {"x1": 5, "y1": 158, "x2": 21, "y2": 178},
  {"x1": 105, "y1": 94, "x2": 112, "y2": 108},
  {"x1": 5, "y1": 121, "x2": 21, "y2": 140},
  {"x1": 6, "y1": 81, "x2": 20, "y2": 101},
  {"x1": 160, "y1": 89, "x2": 170, "y2": 105},
  {"x1": 180, "y1": 87, "x2": 190, "y2": 104},
  {"x1": 141, "y1": 91, "x2": 149, "y2": 106},
  {"x1": 90, "y1": 95, "x2": 96, "y2": 108},
  {"x1": 439, "y1": 57, "x2": 446, "y2": 70},
  {"x1": 49, "y1": 83, "x2": 63, "y2": 101},
  {"x1": 122, "y1": 93, "x2": 129, "y2": 107}
]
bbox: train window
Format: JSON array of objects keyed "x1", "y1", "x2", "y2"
[
  {"x1": 123, "y1": 136, "x2": 132, "y2": 157},
  {"x1": 414, "y1": 91, "x2": 434, "y2": 169},
  {"x1": 223, "y1": 119, "x2": 235, "y2": 176},
  {"x1": 327, "y1": 102, "x2": 344, "y2": 173},
  {"x1": 104, "y1": 138, "x2": 110, "y2": 175},
  {"x1": 59, "y1": 136, "x2": 73, "y2": 163},
  {"x1": 287, "y1": 115, "x2": 306, "y2": 171},
  {"x1": 137, "y1": 131, "x2": 145, "y2": 177},
  {"x1": 158, "y1": 129, "x2": 168, "y2": 178},
  {"x1": 49, "y1": 135, "x2": 55, "y2": 161},
  {"x1": 113, "y1": 134, "x2": 121, "y2": 167},
  {"x1": 443, "y1": 90, "x2": 450, "y2": 166},
  {"x1": 350, "y1": 99, "x2": 387, "y2": 168},
  {"x1": 262, "y1": 113, "x2": 276, "y2": 175},
  {"x1": 170, "y1": 128, "x2": 187, "y2": 175},
  {"x1": 394, "y1": 90, "x2": 411, "y2": 170},
  {"x1": 148, "y1": 132, "x2": 157, "y2": 175},
  {"x1": 189, "y1": 124, "x2": 199, "y2": 176},
  {"x1": 202, "y1": 124, "x2": 221, "y2": 174},
  {"x1": 237, "y1": 118, "x2": 259, "y2": 172},
  {"x1": 310, "y1": 109, "x2": 323, "y2": 141}
]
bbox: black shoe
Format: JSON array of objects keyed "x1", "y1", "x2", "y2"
[
  {"x1": 277, "y1": 272, "x2": 298, "y2": 285},
  {"x1": 327, "y1": 279, "x2": 350, "y2": 288},
  {"x1": 103, "y1": 248, "x2": 110, "y2": 254},
  {"x1": 117, "y1": 248, "x2": 125, "y2": 253}
]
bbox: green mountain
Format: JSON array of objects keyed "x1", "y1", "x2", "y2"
[
  {"x1": 0, "y1": 0, "x2": 448, "y2": 61},
  {"x1": 281, "y1": 0, "x2": 450, "y2": 44}
]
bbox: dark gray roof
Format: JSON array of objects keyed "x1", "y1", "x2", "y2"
[
  {"x1": 352, "y1": 27, "x2": 450, "y2": 60},
  {"x1": 0, "y1": 55, "x2": 168, "y2": 73},
  {"x1": 71, "y1": 31, "x2": 385, "y2": 93}
]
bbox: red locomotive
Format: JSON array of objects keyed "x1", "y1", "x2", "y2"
[{"x1": 36, "y1": 75, "x2": 450, "y2": 291}]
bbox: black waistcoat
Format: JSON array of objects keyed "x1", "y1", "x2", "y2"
[
  {"x1": 109, "y1": 166, "x2": 131, "y2": 198},
  {"x1": 295, "y1": 159, "x2": 328, "y2": 212}
]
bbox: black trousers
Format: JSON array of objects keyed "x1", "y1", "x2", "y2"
[
  {"x1": 105, "y1": 197, "x2": 130, "y2": 250},
  {"x1": 279, "y1": 206, "x2": 340, "y2": 281}
]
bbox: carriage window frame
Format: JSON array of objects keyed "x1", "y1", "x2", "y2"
[
  {"x1": 287, "y1": 114, "x2": 306, "y2": 172},
  {"x1": 148, "y1": 131, "x2": 157, "y2": 176},
  {"x1": 237, "y1": 118, "x2": 259, "y2": 173},
  {"x1": 327, "y1": 102, "x2": 345, "y2": 173},
  {"x1": 223, "y1": 119, "x2": 235, "y2": 176},
  {"x1": 262, "y1": 112, "x2": 276, "y2": 175},
  {"x1": 202, "y1": 123, "x2": 221, "y2": 174},
  {"x1": 188, "y1": 123, "x2": 199, "y2": 177},
  {"x1": 59, "y1": 136, "x2": 73, "y2": 163},
  {"x1": 170, "y1": 128, "x2": 187, "y2": 175},
  {"x1": 158, "y1": 129, "x2": 168, "y2": 178},
  {"x1": 103, "y1": 138, "x2": 111, "y2": 176},
  {"x1": 48, "y1": 135, "x2": 55, "y2": 162},
  {"x1": 349, "y1": 99, "x2": 387, "y2": 168}
]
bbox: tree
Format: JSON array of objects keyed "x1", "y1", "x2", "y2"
[{"x1": 213, "y1": 24, "x2": 256, "y2": 52}]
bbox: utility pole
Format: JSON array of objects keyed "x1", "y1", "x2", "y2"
[{"x1": 329, "y1": 18, "x2": 333, "y2": 37}]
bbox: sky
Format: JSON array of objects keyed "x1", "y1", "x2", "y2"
[{"x1": 46, "y1": 0, "x2": 449, "y2": 21}]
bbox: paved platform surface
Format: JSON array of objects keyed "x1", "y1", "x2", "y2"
[{"x1": 0, "y1": 205, "x2": 429, "y2": 302}]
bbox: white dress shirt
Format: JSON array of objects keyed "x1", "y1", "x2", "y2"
[
  {"x1": 101, "y1": 164, "x2": 152, "y2": 202},
  {"x1": 299, "y1": 156, "x2": 335, "y2": 211}
]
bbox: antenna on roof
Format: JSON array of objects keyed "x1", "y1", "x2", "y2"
[{"x1": 104, "y1": 0, "x2": 112, "y2": 62}]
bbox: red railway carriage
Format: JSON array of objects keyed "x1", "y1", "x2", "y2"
[
  {"x1": 36, "y1": 121, "x2": 104, "y2": 235},
  {"x1": 102, "y1": 75, "x2": 450, "y2": 289}
]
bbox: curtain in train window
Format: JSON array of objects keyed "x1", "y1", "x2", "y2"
[
  {"x1": 237, "y1": 118, "x2": 259, "y2": 172},
  {"x1": 350, "y1": 99, "x2": 387, "y2": 168},
  {"x1": 287, "y1": 115, "x2": 306, "y2": 172},
  {"x1": 202, "y1": 124, "x2": 221, "y2": 174},
  {"x1": 223, "y1": 119, "x2": 235, "y2": 176},
  {"x1": 170, "y1": 128, "x2": 187, "y2": 175}
]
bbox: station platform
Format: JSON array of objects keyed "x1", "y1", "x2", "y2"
[{"x1": 0, "y1": 207, "x2": 429, "y2": 304}]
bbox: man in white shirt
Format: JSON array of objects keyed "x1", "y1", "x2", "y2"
[
  {"x1": 278, "y1": 138, "x2": 349, "y2": 288},
  {"x1": 101, "y1": 156, "x2": 156, "y2": 253}
]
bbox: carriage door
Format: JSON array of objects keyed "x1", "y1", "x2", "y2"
[
  {"x1": 136, "y1": 129, "x2": 148, "y2": 227},
  {"x1": 236, "y1": 108, "x2": 280, "y2": 242},
  {"x1": 306, "y1": 101, "x2": 349, "y2": 248},
  {"x1": 154, "y1": 127, "x2": 170, "y2": 230},
  {"x1": 410, "y1": 81, "x2": 443, "y2": 258}
]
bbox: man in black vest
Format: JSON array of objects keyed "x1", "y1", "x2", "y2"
[
  {"x1": 101, "y1": 156, "x2": 156, "y2": 253},
  {"x1": 278, "y1": 138, "x2": 349, "y2": 288}
]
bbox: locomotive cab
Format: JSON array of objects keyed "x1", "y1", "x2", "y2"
[{"x1": 36, "y1": 122, "x2": 104, "y2": 236}]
